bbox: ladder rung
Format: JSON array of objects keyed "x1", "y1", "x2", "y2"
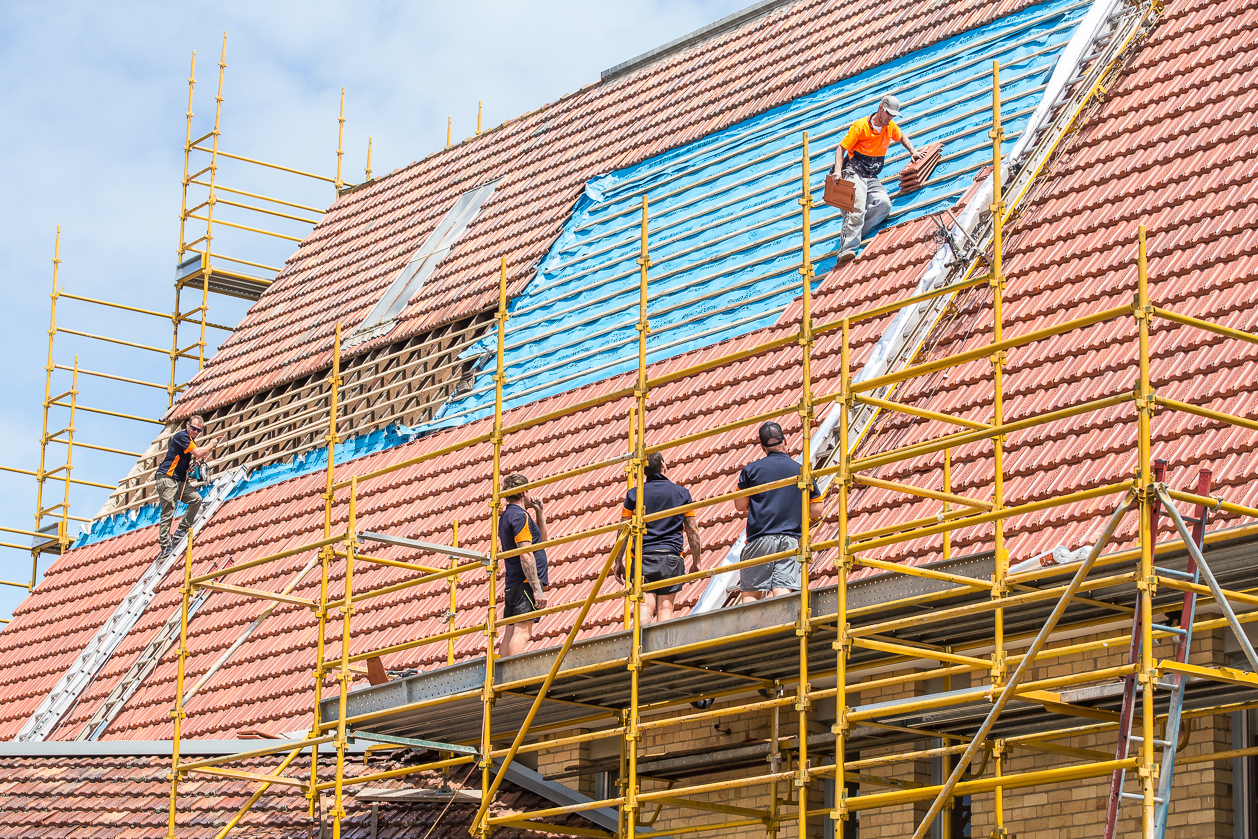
[
  {"x1": 1154, "y1": 567, "x2": 1195, "y2": 580},
  {"x1": 1128, "y1": 735, "x2": 1171, "y2": 747},
  {"x1": 1120, "y1": 791, "x2": 1164, "y2": 803},
  {"x1": 1151, "y1": 623, "x2": 1188, "y2": 636}
]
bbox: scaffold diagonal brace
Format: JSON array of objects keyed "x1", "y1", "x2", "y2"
[
  {"x1": 909, "y1": 489, "x2": 1136, "y2": 839},
  {"x1": 1155, "y1": 483, "x2": 1258, "y2": 673}
]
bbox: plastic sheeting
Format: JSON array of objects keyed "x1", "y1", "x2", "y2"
[{"x1": 430, "y1": 0, "x2": 1087, "y2": 430}]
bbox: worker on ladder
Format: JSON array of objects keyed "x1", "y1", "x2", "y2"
[
  {"x1": 612, "y1": 452, "x2": 703, "y2": 625},
  {"x1": 834, "y1": 93, "x2": 925, "y2": 263},
  {"x1": 156, "y1": 415, "x2": 219, "y2": 557}
]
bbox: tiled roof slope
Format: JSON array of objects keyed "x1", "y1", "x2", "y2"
[
  {"x1": 839, "y1": 0, "x2": 1258, "y2": 566},
  {"x1": 0, "y1": 529, "x2": 161, "y2": 737},
  {"x1": 0, "y1": 212, "x2": 937, "y2": 742},
  {"x1": 0, "y1": 754, "x2": 580, "y2": 838},
  {"x1": 168, "y1": 0, "x2": 1042, "y2": 420}
]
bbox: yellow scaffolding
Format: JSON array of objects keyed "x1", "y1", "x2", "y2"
[
  {"x1": 0, "y1": 35, "x2": 350, "y2": 612},
  {"x1": 158, "y1": 62, "x2": 1258, "y2": 839}
]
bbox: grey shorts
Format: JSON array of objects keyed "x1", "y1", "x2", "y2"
[{"x1": 739, "y1": 535, "x2": 801, "y2": 592}]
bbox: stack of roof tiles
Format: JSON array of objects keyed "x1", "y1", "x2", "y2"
[{"x1": 897, "y1": 141, "x2": 943, "y2": 192}]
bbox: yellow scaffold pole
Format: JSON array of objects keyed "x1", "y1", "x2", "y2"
[
  {"x1": 988, "y1": 61, "x2": 1009, "y2": 836},
  {"x1": 171, "y1": 50, "x2": 196, "y2": 407},
  {"x1": 34, "y1": 228, "x2": 62, "y2": 583},
  {"x1": 331, "y1": 475, "x2": 359, "y2": 838},
  {"x1": 1135, "y1": 224, "x2": 1157, "y2": 836},
  {"x1": 166, "y1": 522, "x2": 197, "y2": 837},
  {"x1": 309, "y1": 322, "x2": 342, "y2": 820},
  {"x1": 478, "y1": 257, "x2": 510, "y2": 839},
  {"x1": 199, "y1": 36, "x2": 226, "y2": 371},
  {"x1": 449, "y1": 520, "x2": 460, "y2": 666},
  {"x1": 831, "y1": 318, "x2": 852, "y2": 838},
  {"x1": 625, "y1": 195, "x2": 651, "y2": 838},
  {"x1": 796, "y1": 132, "x2": 816, "y2": 837}
]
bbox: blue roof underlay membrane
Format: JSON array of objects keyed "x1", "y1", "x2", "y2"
[{"x1": 428, "y1": 0, "x2": 1086, "y2": 432}]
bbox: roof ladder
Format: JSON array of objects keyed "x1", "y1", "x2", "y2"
[
  {"x1": 1105, "y1": 464, "x2": 1258, "y2": 837},
  {"x1": 15, "y1": 466, "x2": 248, "y2": 742},
  {"x1": 75, "y1": 585, "x2": 215, "y2": 740}
]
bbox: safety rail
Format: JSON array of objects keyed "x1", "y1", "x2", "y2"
[{"x1": 162, "y1": 54, "x2": 1258, "y2": 839}]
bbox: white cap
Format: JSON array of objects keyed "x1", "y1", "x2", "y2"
[{"x1": 880, "y1": 94, "x2": 902, "y2": 118}]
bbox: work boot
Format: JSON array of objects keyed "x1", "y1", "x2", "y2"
[
  {"x1": 157, "y1": 540, "x2": 172, "y2": 558},
  {"x1": 172, "y1": 525, "x2": 190, "y2": 546},
  {"x1": 837, "y1": 250, "x2": 856, "y2": 265}
]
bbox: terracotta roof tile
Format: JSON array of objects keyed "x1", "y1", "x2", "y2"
[{"x1": 0, "y1": 754, "x2": 583, "y2": 839}]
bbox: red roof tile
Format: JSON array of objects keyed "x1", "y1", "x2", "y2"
[{"x1": 0, "y1": 753, "x2": 586, "y2": 839}]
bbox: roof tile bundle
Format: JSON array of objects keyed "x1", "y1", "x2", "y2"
[{"x1": 897, "y1": 142, "x2": 943, "y2": 192}]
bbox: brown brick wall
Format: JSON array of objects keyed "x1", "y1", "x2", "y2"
[{"x1": 531, "y1": 627, "x2": 1238, "y2": 838}]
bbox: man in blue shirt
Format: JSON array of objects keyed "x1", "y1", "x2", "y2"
[
  {"x1": 155, "y1": 415, "x2": 219, "y2": 556},
  {"x1": 613, "y1": 452, "x2": 702, "y2": 624},
  {"x1": 734, "y1": 422, "x2": 823, "y2": 601},
  {"x1": 498, "y1": 473, "x2": 550, "y2": 657}
]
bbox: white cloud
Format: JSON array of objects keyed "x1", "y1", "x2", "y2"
[{"x1": 0, "y1": 0, "x2": 749, "y2": 618}]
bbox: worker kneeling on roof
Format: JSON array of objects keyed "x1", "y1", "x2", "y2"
[
  {"x1": 734, "y1": 422, "x2": 823, "y2": 601},
  {"x1": 156, "y1": 414, "x2": 219, "y2": 557},
  {"x1": 834, "y1": 93, "x2": 925, "y2": 263},
  {"x1": 498, "y1": 474, "x2": 550, "y2": 657},
  {"x1": 612, "y1": 452, "x2": 703, "y2": 625}
]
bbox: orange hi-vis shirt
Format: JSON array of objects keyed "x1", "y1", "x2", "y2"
[{"x1": 839, "y1": 115, "x2": 903, "y2": 177}]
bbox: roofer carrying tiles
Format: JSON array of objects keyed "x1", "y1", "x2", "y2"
[
  {"x1": 734, "y1": 422, "x2": 823, "y2": 601},
  {"x1": 611, "y1": 452, "x2": 703, "y2": 625},
  {"x1": 834, "y1": 93, "x2": 925, "y2": 263},
  {"x1": 498, "y1": 474, "x2": 550, "y2": 657},
  {"x1": 156, "y1": 415, "x2": 220, "y2": 557}
]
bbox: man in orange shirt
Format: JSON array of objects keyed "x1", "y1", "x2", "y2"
[{"x1": 834, "y1": 94, "x2": 925, "y2": 263}]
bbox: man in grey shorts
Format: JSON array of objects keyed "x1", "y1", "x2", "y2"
[{"x1": 734, "y1": 422, "x2": 823, "y2": 601}]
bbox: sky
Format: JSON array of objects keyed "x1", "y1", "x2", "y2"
[{"x1": 0, "y1": 0, "x2": 748, "y2": 620}]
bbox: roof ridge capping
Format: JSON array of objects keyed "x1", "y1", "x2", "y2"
[{"x1": 601, "y1": 0, "x2": 801, "y2": 81}]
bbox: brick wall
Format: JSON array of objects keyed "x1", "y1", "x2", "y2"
[{"x1": 528, "y1": 627, "x2": 1238, "y2": 838}]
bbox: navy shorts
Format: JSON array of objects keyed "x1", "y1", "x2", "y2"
[
  {"x1": 504, "y1": 583, "x2": 541, "y2": 622},
  {"x1": 630, "y1": 552, "x2": 686, "y2": 596}
]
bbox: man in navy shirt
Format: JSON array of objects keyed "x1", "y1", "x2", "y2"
[
  {"x1": 155, "y1": 415, "x2": 219, "y2": 556},
  {"x1": 734, "y1": 422, "x2": 822, "y2": 601},
  {"x1": 613, "y1": 452, "x2": 702, "y2": 624},
  {"x1": 498, "y1": 473, "x2": 550, "y2": 657}
]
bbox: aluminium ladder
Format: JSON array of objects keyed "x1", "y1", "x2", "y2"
[{"x1": 1104, "y1": 463, "x2": 1211, "y2": 837}]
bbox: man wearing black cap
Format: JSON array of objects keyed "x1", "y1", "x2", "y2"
[
  {"x1": 733, "y1": 422, "x2": 822, "y2": 601},
  {"x1": 613, "y1": 452, "x2": 702, "y2": 625},
  {"x1": 833, "y1": 93, "x2": 925, "y2": 263}
]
